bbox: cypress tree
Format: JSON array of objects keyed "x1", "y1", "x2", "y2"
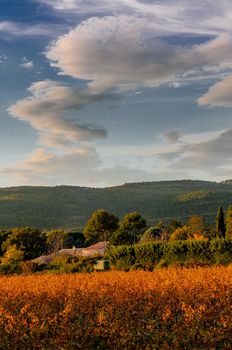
[
  {"x1": 216, "y1": 205, "x2": 226, "y2": 238},
  {"x1": 225, "y1": 205, "x2": 232, "y2": 239}
]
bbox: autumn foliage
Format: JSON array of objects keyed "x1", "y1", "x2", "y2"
[{"x1": 0, "y1": 267, "x2": 232, "y2": 349}]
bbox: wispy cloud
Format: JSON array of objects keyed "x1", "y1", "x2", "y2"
[
  {"x1": 35, "y1": 0, "x2": 131, "y2": 15},
  {"x1": 8, "y1": 80, "x2": 108, "y2": 151},
  {"x1": 37, "y1": 0, "x2": 232, "y2": 36},
  {"x1": 0, "y1": 21, "x2": 63, "y2": 38}
]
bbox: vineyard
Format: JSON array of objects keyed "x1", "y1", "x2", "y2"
[{"x1": 0, "y1": 267, "x2": 232, "y2": 349}]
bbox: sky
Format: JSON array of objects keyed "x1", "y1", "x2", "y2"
[{"x1": 1, "y1": 0, "x2": 232, "y2": 187}]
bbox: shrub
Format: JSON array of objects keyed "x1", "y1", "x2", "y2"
[
  {"x1": 47, "y1": 255, "x2": 99, "y2": 274},
  {"x1": 210, "y1": 238, "x2": 232, "y2": 265},
  {"x1": 169, "y1": 226, "x2": 190, "y2": 241},
  {"x1": 107, "y1": 245, "x2": 136, "y2": 271},
  {"x1": 134, "y1": 242, "x2": 164, "y2": 270},
  {"x1": 21, "y1": 261, "x2": 40, "y2": 274},
  {"x1": 164, "y1": 241, "x2": 189, "y2": 266}
]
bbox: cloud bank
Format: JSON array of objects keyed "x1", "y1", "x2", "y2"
[
  {"x1": 6, "y1": 0, "x2": 232, "y2": 185},
  {"x1": 0, "y1": 147, "x2": 156, "y2": 187},
  {"x1": 158, "y1": 129, "x2": 232, "y2": 177}
]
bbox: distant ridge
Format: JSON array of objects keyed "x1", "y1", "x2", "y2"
[
  {"x1": 0, "y1": 179, "x2": 232, "y2": 229},
  {"x1": 1, "y1": 179, "x2": 225, "y2": 190}
]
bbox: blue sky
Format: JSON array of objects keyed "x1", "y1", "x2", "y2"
[{"x1": 1, "y1": 0, "x2": 232, "y2": 187}]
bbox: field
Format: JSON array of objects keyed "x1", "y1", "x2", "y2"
[{"x1": 0, "y1": 267, "x2": 232, "y2": 350}]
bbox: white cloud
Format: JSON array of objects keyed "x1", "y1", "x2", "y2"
[
  {"x1": 46, "y1": 16, "x2": 232, "y2": 93},
  {"x1": 169, "y1": 82, "x2": 181, "y2": 89},
  {"x1": 37, "y1": 0, "x2": 232, "y2": 118},
  {"x1": 198, "y1": 75, "x2": 232, "y2": 107},
  {"x1": 8, "y1": 80, "x2": 108, "y2": 150},
  {"x1": 20, "y1": 58, "x2": 34, "y2": 69}
]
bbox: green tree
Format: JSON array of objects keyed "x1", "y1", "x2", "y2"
[
  {"x1": 0, "y1": 230, "x2": 11, "y2": 257},
  {"x1": 2, "y1": 227, "x2": 47, "y2": 260},
  {"x1": 215, "y1": 205, "x2": 226, "y2": 238},
  {"x1": 83, "y1": 209, "x2": 119, "y2": 244},
  {"x1": 119, "y1": 212, "x2": 147, "y2": 244},
  {"x1": 0, "y1": 244, "x2": 24, "y2": 275},
  {"x1": 225, "y1": 205, "x2": 232, "y2": 239},
  {"x1": 109, "y1": 229, "x2": 135, "y2": 246},
  {"x1": 169, "y1": 226, "x2": 190, "y2": 241},
  {"x1": 120, "y1": 212, "x2": 146, "y2": 232},
  {"x1": 64, "y1": 231, "x2": 86, "y2": 248},
  {"x1": 170, "y1": 216, "x2": 209, "y2": 241},
  {"x1": 1, "y1": 244, "x2": 24, "y2": 265},
  {"x1": 46, "y1": 230, "x2": 68, "y2": 253},
  {"x1": 187, "y1": 215, "x2": 207, "y2": 236},
  {"x1": 47, "y1": 230, "x2": 86, "y2": 252}
]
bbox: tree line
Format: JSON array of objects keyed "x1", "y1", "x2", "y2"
[
  {"x1": 83, "y1": 204, "x2": 232, "y2": 245},
  {"x1": 0, "y1": 204, "x2": 232, "y2": 274}
]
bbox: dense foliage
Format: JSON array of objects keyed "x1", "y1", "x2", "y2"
[
  {"x1": 83, "y1": 209, "x2": 119, "y2": 244},
  {"x1": 0, "y1": 267, "x2": 231, "y2": 349},
  {"x1": 2, "y1": 227, "x2": 47, "y2": 260},
  {"x1": 119, "y1": 211, "x2": 147, "y2": 232},
  {"x1": 109, "y1": 211, "x2": 147, "y2": 245}
]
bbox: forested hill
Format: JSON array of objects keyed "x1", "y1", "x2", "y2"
[{"x1": 1, "y1": 180, "x2": 232, "y2": 229}]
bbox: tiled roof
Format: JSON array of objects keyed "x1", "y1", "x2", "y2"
[
  {"x1": 34, "y1": 242, "x2": 108, "y2": 263},
  {"x1": 85, "y1": 242, "x2": 108, "y2": 250}
]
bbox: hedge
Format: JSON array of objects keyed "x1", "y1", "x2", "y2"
[{"x1": 107, "y1": 239, "x2": 232, "y2": 271}]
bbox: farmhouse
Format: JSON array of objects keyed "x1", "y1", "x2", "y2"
[{"x1": 34, "y1": 241, "x2": 108, "y2": 264}]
